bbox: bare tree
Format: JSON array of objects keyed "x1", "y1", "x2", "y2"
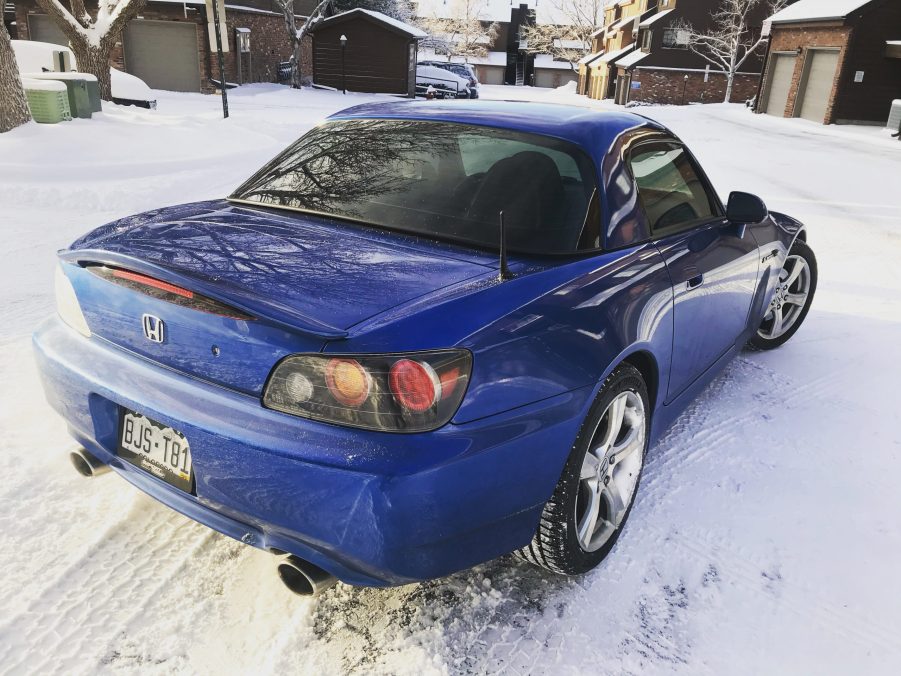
[
  {"x1": 1, "y1": 22, "x2": 31, "y2": 132},
  {"x1": 34, "y1": 0, "x2": 147, "y2": 100},
  {"x1": 274, "y1": 0, "x2": 334, "y2": 89},
  {"x1": 672, "y1": 0, "x2": 787, "y2": 103},
  {"x1": 418, "y1": 0, "x2": 499, "y2": 62},
  {"x1": 521, "y1": 0, "x2": 603, "y2": 70}
]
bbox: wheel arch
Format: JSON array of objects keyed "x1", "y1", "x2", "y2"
[{"x1": 621, "y1": 349, "x2": 660, "y2": 412}]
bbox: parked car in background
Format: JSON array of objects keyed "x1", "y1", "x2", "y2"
[
  {"x1": 34, "y1": 101, "x2": 817, "y2": 598},
  {"x1": 418, "y1": 61, "x2": 480, "y2": 98},
  {"x1": 415, "y1": 64, "x2": 471, "y2": 99},
  {"x1": 11, "y1": 40, "x2": 157, "y2": 109}
]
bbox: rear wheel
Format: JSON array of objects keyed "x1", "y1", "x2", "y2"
[
  {"x1": 516, "y1": 364, "x2": 649, "y2": 575},
  {"x1": 749, "y1": 239, "x2": 817, "y2": 350}
]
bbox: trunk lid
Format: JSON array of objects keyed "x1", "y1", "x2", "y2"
[{"x1": 64, "y1": 200, "x2": 496, "y2": 395}]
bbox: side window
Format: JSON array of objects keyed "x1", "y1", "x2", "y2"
[{"x1": 628, "y1": 143, "x2": 716, "y2": 233}]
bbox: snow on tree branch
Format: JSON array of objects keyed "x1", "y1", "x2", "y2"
[
  {"x1": 418, "y1": 0, "x2": 499, "y2": 62},
  {"x1": 520, "y1": 0, "x2": 603, "y2": 69}
]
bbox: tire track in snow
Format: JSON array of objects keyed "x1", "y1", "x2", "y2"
[
  {"x1": 0, "y1": 497, "x2": 215, "y2": 675},
  {"x1": 651, "y1": 524, "x2": 901, "y2": 660}
]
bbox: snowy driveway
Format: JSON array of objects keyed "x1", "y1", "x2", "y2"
[{"x1": 1, "y1": 85, "x2": 900, "y2": 675}]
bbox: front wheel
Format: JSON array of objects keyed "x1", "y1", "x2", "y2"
[
  {"x1": 748, "y1": 239, "x2": 817, "y2": 350},
  {"x1": 515, "y1": 363, "x2": 649, "y2": 575}
]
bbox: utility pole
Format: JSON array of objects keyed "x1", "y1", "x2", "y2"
[{"x1": 211, "y1": 0, "x2": 229, "y2": 118}]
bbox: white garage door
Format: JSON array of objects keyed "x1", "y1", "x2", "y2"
[
  {"x1": 124, "y1": 20, "x2": 201, "y2": 93},
  {"x1": 798, "y1": 50, "x2": 840, "y2": 123},
  {"x1": 764, "y1": 53, "x2": 797, "y2": 117},
  {"x1": 27, "y1": 14, "x2": 67, "y2": 46}
]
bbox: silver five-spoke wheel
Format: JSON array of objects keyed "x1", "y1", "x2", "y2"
[
  {"x1": 576, "y1": 390, "x2": 645, "y2": 552},
  {"x1": 758, "y1": 254, "x2": 811, "y2": 340}
]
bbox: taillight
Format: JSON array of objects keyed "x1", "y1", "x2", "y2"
[
  {"x1": 389, "y1": 359, "x2": 440, "y2": 412},
  {"x1": 325, "y1": 358, "x2": 372, "y2": 407},
  {"x1": 263, "y1": 350, "x2": 471, "y2": 432}
]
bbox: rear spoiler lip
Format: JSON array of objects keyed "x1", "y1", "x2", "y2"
[{"x1": 59, "y1": 249, "x2": 350, "y2": 340}]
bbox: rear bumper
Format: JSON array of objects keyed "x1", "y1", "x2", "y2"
[{"x1": 33, "y1": 318, "x2": 590, "y2": 586}]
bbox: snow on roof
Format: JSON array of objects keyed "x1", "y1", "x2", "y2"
[
  {"x1": 534, "y1": 54, "x2": 577, "y2": 70},
  {"x1": 598, "y1": 43, "x2": 635, "y2": 63},
  {"x1": 553, "y1": 38, "x2": 588, "y2": 50},
  {"x1": 323, "y1": 8, "x2": 428, "y2": 38},
  {"x1": 415, "y1": 0, "x2": 576, "y2": 26},
  {"x1": 579, "y1": 50, "x2": 605, "y2": 65},
  {"x1": 418, "y1": 48, "x2": 507, "y2": 67},
  {"x1": 639, "y1": 8, "x2": 674, "y2": 28},
  {"x1": 615, "y1": 49, "x2": 648, "y2": 68},
  {"x1": 607, "y1": 14, "x2": 637, "y2": 33},
  {"x1": 768, "y1": 0, "x2": 874, "y2": 24}
]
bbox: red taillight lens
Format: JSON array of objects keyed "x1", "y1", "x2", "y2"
[
  {"x1": 389, "y1": 359, "x2": 440, "y2": 412},
  {"x1": 324, "y1": 358, "x2": 371, "y2": 407},
  {"x1": 111, "y1": 268, "x2": 194, "y2": 299},
  {"x1": 263, "y1": 350, "x2": 472, "y2": 432}
]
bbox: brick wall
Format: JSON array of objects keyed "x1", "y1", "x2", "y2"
[
  {"x1": 627, "y1": 68, "x2": 760, "y2": 105},
  {"x1": 758, "y1": 24, "x2": 851, "y2": 123}
]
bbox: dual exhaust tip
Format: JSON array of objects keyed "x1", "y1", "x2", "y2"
[
  {"x1": 68, "y1": 447, "x2": 338, "y2": 597},
  {"x1": 70, "y1": 448, "x2": 111, "y2": 478}
]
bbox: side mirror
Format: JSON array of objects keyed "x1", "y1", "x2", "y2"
[{"x1": 726, "y1": 191, "x2": 768, "y2": 224}]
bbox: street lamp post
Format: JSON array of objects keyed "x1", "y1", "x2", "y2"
[
  {"x1": 681, "y1": 73, "x2": 689, "y2": 106},
  {"x1": 340, "y1": 34, "x2": 348, "y2": 94}
]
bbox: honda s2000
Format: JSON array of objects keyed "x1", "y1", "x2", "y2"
[{"x1": 34, "y1": 101, "x2": 816, "y2": 595}]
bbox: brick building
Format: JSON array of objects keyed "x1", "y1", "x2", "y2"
[
  {"x1": 12, "y1": 0, "x2": 313, "y2": 93},
  {"x1": 580, "y1": 0, "x2": 786, "y2": 106},
  {"x1": 757, "y1": 0, "x2": 901, "y2": 125}
]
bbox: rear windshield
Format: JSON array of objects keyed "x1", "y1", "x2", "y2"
[{"x1": 229, "y1": 119, "x2": 598, "y2": 254}]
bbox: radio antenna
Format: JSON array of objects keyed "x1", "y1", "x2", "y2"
[{"x1": 498, "y1": 211, "x2": 512, "y2": 281}]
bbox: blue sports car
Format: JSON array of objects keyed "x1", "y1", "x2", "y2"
[{"x1": 34, "y1": 101, "x2": 817, "y2": 596}]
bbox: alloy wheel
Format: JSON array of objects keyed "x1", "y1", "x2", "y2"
[
  {"x1": 575, "y1": 390, "x2": 646, "y2": 552},
  {"x1": 758, "y1": 254, "x2": 811, "y2": 340}
]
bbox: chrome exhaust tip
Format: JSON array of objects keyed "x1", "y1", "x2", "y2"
[
  {"x1": 276, "y1": 555, "x2": 338, "y2": 597},
  {"x1": 69, "y1": 448, "x2": 110, "y2": 478}
]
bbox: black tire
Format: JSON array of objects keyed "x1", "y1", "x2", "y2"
[
  {"x1": 748, "y1": 239, "x2": 818, "y2": 351},
  {"x1": 515, "y1": 363, "x2": 650, "y2": 575}
]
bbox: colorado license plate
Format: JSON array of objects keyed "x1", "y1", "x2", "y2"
[{"x1": 118, "y1": 410, "x2": 193, "y2": 492}]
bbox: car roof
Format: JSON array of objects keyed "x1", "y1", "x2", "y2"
[{"x1": 327, "y1": 100, "x2": 664, "y2": 155}]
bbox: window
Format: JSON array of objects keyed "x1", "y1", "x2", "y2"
[
  {"x1": 628, "y1": 143, "x2": 717, "y2": 232},
  {"x1": 641, "y1": 29, "x2": 653, "y2": 50},
  {"x1": 662, "y1": 27, "x2": 689, "y2": 49},
  {"x1": 231, "y1": 119, "x2": 598, "y2": 254}
]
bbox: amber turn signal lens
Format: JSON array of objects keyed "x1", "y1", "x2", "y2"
[{"x1": 324, "y1": 358, "x2": 371, "y2": 407}]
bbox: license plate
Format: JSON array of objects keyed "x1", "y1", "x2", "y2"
[{"x1": 118, "y1": 410, "x2": 193, "y2": 492}]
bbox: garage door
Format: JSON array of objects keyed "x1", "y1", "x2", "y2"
[
  {"x1": 798, "y1": 50, "x2": 839, "y2": 123},
  {"x1": 125, "y1": 20, "x2": 200, "y2": 93},
  {"x1": 764, "y1": 53, "x2": 796, "y2": 117},
  {"x1": 27, "y1": 14, "x2": 67, "y2": 46}
]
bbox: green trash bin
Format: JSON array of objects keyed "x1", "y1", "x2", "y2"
[
  {"x1": 25, "y1": 72, "x2": 94, "y2": 119},
  {"x1": 22, "y1": 78, "x2": 72, "y2": 124}
]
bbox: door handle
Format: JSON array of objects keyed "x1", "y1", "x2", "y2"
[{"x1": 686, "y1": 274, "x2": 704, "y2": 290}]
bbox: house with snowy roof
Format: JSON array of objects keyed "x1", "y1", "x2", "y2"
[
  {"x1": 414, "y1": 0, "x2": 584, "y2": 89},
  {"x1": 757, "y1": 0, "x2": 901, "y2": 125},
  {"x1": 581, "y1": 0, "x2": 789, "y2": 106}
]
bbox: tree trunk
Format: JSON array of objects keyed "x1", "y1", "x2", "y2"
[
  {"x1": 290, "y1": 37, "x2": 304, "y2": 89},
  {"x1": 71, "y1": 39, "x2": 113, "y2": 100},
  {"x1": 724, "y1": 72, "x2": 735, "y2": 103},
  {"x1": 0, "y1": 22, "x2": 31, "y2": 132}
]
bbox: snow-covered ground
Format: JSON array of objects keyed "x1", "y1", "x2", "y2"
[{"x1": 1, "y1": 83, "x2": 900, "y2": 675}]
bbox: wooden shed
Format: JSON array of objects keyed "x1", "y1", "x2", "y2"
[{"x1": 312, "y1": 9, "x2": 426, "y2": 97}]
